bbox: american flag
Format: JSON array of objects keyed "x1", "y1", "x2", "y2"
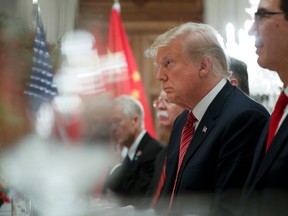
[{"x1": 25, "y1": 8, "x2": 58, "y2": 114}]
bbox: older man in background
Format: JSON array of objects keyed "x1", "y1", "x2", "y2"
[
  {"x1": 154, "y1": 90, "x2": 184, "y2": 134},
  {"x1": 148, "y1": 90, "x2": 184, "y2": 205},
  {"x1": 229, "y1": 57, "x2": 250, "y2": 96},
  {"x1": 105, "y1": 95, "x2": 163, "y2": 209}
]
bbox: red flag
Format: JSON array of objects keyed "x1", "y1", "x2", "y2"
[{"x1": 106, "y1": 2, "x2": 156, "y2": 137}]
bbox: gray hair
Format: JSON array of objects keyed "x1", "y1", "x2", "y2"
[
  {"x1": 113, "y1": 95, "x2": 145, "y2": 129},
  {"x1": 145, "y1": 22, "x2": 230, "y2": 78}
]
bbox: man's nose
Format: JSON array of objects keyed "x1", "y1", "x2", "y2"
[
  {"x1": 158, "y1": 100, "x2": 167, "y2": 109},
  {"x1": 248, "y1": 21, "x2": 257, "y2": 36},
  {"x1": 156, "y1": 67, "x2": 167, "y2": 81}
]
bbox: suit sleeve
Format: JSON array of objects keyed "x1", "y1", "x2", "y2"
[
  {"x1": 105, "y1": 163, "x2": 126, "y2": 193},
  {"x1": 106, "y1": 141, "x2": 163, "y2": 197}
]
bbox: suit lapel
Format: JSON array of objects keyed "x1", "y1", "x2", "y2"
[
  {"x1": 251, "y1": 117, "x2": 288, "y2": 189},
  {"x1": 132, "y1": 132, "x2": 148, "y2": 162},
  {"x1": 180, "y1": 117, "x2": 216, "y2": 170},
  {"x1": 179, "y1": 82, "x2": 233, "y2": 178},
  {"x1": 165, "y1": 112, "x2": 187, "y2": 190},
  {"x1": 244, "y1": 123, "x2": 268, "y2": 197}
]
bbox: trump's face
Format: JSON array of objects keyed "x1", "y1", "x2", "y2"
[{"x1": 155, "y1": 38, "x2": 203, "y2": 110}]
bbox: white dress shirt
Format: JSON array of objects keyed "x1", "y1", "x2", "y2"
[
  {"x1": 192, "y1": 78, "x2": 227, "y2": 130},
  {"x1": 110, "y1": 130, "x2": 146, "y2": 174}
]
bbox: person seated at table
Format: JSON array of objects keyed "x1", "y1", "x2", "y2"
[{"x1": 105, "y1": 95, "x2": 164, "y2": 209}]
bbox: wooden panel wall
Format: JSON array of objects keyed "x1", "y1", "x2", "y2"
[{"x1": 77, "y1": 0, "x2": 204, "y2": 143}]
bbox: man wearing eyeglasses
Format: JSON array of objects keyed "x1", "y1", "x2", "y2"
[
  {"x1": 242, "y1": 0, "x2": 288, "y2": 215},
  {"x1": 154, "y1": 90, "x2": 184, "y2": 136},
  {"x1": 147, "y1": 91, "x2": 184, "y2": 205}
]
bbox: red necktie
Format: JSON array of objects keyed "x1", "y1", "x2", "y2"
[
  {"x1": 94, "y1": 169, "x2": 108, "y2": 197},
  {"x1": 169, "y1": 111, "x2": 197, "y2": 208},
  {"x1": 150, "y1": 159, "x2": 166, "y2": 208},
  {"x1": 266, "y1": 92, "x2": 288, "y2": 152}
]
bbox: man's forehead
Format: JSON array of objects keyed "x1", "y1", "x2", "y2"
[
  {"x1": 156, "y1": 47, "x2": 180, "y2": 63},
  {"x1": 258, "y1": 0, "x2": 280, "y2": 10}
]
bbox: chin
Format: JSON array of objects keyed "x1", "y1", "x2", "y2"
[
  {"x1": 257, "y1": 57, "x2": 270, "y2": 71},
  {"x1": 257, "y1": 58, "x2": 263, "y2": 67},
  {"x1": 160, "y1": 123, "x2": 167, "y2": 128}
]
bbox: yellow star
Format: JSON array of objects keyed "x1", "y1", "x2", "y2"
[
  {"x1": 132, "y1": 71, "x2": 141, "y2": 82},
  {"x1": 131, "y1": 90, "x2": 140, "y2": 99}
]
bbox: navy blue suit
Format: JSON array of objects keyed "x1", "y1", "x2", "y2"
[
  {"x1": 242, "y1": 113, "x2": 288, "y2": 216},
  {"x1": 106, "y1": 132, "x2": 163, "y2": 209},
  {"x1": 158, "y1": 82, "x2": 269, "y2": 215}
]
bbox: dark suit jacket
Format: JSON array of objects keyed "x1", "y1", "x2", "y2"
[
  {"x1": 158, "y1": 82, "x2": 269, "y2": 216},
  {"x1": 148, "y1": 146, "x2": 168, "y2": 197},
  {"x1": 106, "y1": 132, "x2": 163, "y2": 209},
  {"x1": 242, "y1": 115, "x2": 288, "y2": 216}
]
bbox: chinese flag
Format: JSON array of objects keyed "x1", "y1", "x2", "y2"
[{"x1": 107, "y1": 2, "x2": 156, "y2": 137}]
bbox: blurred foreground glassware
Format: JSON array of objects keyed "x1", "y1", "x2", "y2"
[{"x1": 8, "y1": 188, "x2": 33, "y2": 216}]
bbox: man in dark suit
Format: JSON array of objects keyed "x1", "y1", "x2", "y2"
[
  {"x1": 148, "y1": 90, "x2": 184, "y2": 206},
  {"x1": 106, "y1": 95, "x2": 163, "y2": 209},
  {"x1": 229, "y1": 57, "x2": 250, "y2": 96},
  {"x1": 149, "y1": 59, "x2": 250, "y2": 207},
  {"x1": 145, "y1": 22, "x2": 269, "y2": 215},
  {"x1": 242, "y1": 0, "x2": 288, "y2": 215}
]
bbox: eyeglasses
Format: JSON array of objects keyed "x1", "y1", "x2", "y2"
[
  {"x1": 254, "y1": 10, "x2": 287, "y2": 23},
  {"x1": 153, "y1": 97, "x2": 170, "y2": 108}
]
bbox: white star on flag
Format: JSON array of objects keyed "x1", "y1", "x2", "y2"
[{"x1": 24, "y1": 7, "x2": 58, "y2": 115}]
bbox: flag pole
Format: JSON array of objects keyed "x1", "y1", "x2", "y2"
[
  {"x1": 107, "y1": 0, "x2": 156, "y2": 137},
  {"x1": 32, "y1": 0, "x2": 39, "y2": 28},
  {"x1": 113, "y1": 0, "x2": 120, "y2": 12}
]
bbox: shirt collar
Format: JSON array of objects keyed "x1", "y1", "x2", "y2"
[
  {"x1": 284, "y1": 87, "x2": 288, "y2": 96},
  {"x1": 127, "y1": 130, "x2": 146, "y2": 160},
  {"x1": 193, "y1": 78, "x2": 227, "y2": 124}
]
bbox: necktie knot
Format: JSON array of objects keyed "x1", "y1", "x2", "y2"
[
  {"x1": 274, "y1": 92, "x2": 288, "y2": 111},
  {"x1": 266, "y1": 92, "x2": 288, "y2": 152},
  {"x1": 186, "y1": 111, "x2": 197, "y2": 126}
]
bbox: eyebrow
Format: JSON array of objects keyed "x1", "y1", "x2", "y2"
[
  {"x1": 256, "y1": 8, "x2": 268, "y2": 13},
  {"x1": 160, "y1": 56, "x2": 169, "y2": 62},
  {"x1": 255, "y1": 7, "x2": 287, "y2": 16},
  {"x1": 156, "y1": 57, "x2": 167, "y2": 66}
]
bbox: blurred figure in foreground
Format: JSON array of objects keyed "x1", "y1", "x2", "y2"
[
  {"x1": 0, "y1": 21, "x2": 115, "y2": 215},
  {"x1": 105, "y1": 95, "x2": 163, "y2": 209},
  {"x1": 145, "y1": 22, "x2": 269, "y2": 215},
  {"x1": 0, "y1": 14, "x2": 33, "y2": 208},
  {"x1": 242, "y1": 0, "x2": 288, "y2": 215},
  {"x1": 0, "y1": 15, "x2": 33, "y2": 151},
  {"x1": 229, "y1": 57, "x2": 250, "y2": 96}
]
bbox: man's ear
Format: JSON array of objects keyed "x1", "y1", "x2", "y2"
[
  {"x1": 133, "y1": 115, "x2": 140, "y2": 128},
  {"x1": 229, "y1": 78, "x2": 239, "y2": 87},
  {"x1": 199, "y1": 57, "x2": 211, "y2": 77}
]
